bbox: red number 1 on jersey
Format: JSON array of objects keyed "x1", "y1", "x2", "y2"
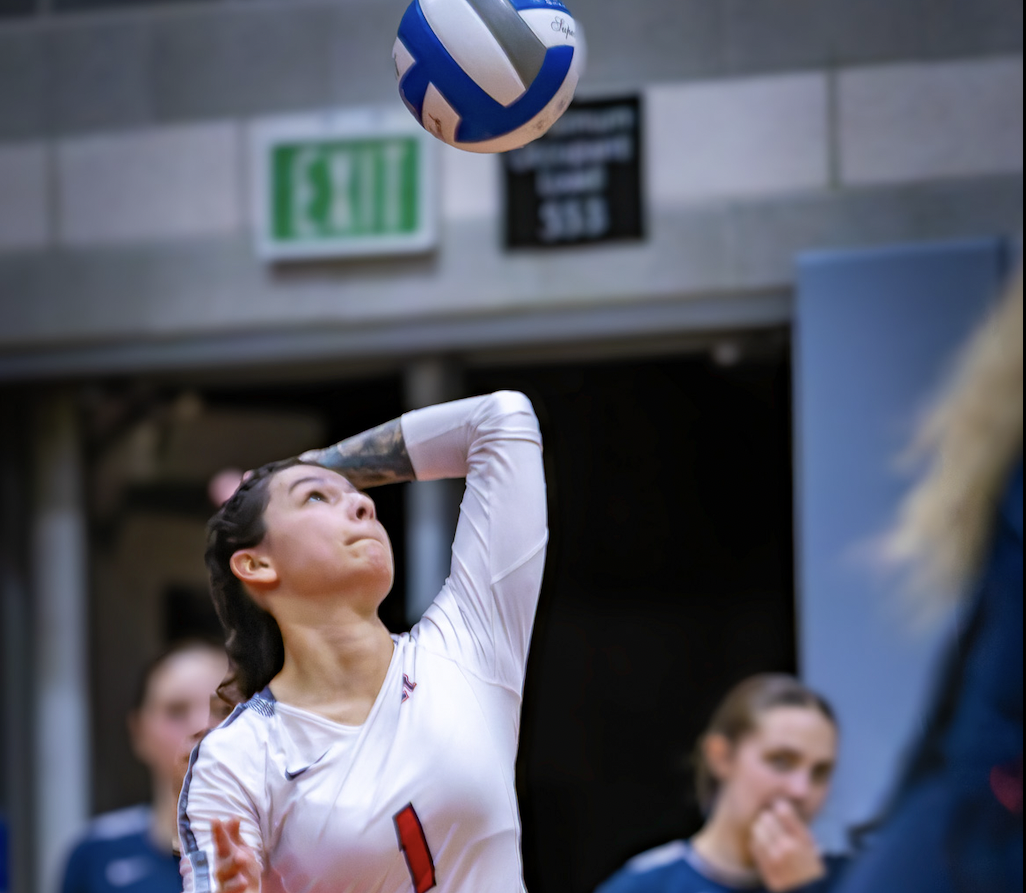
[{"x1": 393, "y1": 803, "x2": 437, "y2": 892}]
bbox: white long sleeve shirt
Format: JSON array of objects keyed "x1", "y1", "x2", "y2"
[{"x1": 179, "y1": 391, "x2": 548, "y2": 893}]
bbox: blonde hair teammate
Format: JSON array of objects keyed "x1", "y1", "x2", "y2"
[{"x1": 836, "y1": 266, "x2": 1022, "y2": 893}]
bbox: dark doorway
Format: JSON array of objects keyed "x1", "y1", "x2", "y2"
[
  {"x1": 466, "y1": 338, "x2": 796, "y2": 893},
  {"x1": 84, "y1": 373, "x2": 408, "y2": 816}
]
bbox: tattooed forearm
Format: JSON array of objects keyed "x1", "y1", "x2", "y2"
[{"x1": 297, "y1": 418, "x2": 415, "y2": 489}]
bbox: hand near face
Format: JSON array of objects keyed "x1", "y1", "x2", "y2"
[
  {"x1": 749, "y1": 799, "x2": 825, "y2": 892},
  {"x1": 212, "y1": 817, "x2": 261, "y2": 893}
]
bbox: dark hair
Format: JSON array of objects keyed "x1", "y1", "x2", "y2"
[
  {"x1": 693, "y1": 673, "x2": 837, "y2": 814},
  {"x1": 204, "y1": 457, "x2": 305, "y2": 705},
  {"x1": 130, "y1": 637, "x2": 226, "y2": 713}
]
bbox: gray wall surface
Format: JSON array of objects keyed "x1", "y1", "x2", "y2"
[
  {"x1": 1, "y1": 0, "x2": 1022, "y2": 140},
  {"x1": 0, "y1": 0, "x2": 1022, "y2": 378}
]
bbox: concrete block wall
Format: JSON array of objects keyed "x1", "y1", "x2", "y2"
[
  {"x1": 0, "y1": 141, "x2": 48, "y2": 250},
  {"x1": 57, "y1": 120, "x2": 241, "y2": 245},
  {"x1": 646, "y1": 73, "x2": 830, "y2": 203},
  {"x1": 839, "y1": 56, "x2": 1023, "y2": 185},
  {"x1": 0, "y1": 0, "x2": 1021, "y2": 375}
]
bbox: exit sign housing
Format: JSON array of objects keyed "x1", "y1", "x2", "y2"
[{"x1": 252, "y1": 107, "x2": 438, "y2": 261}]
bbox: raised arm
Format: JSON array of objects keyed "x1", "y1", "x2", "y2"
[
  {"x1": 303, "y1": 391, "x2": 548, "y2": 689},
  {"x1": 298, "y1": 419, "x2": 415, "y2": 489},
  {"x1": 401, "y1": 390, "x2": 548, "y2": 690}
]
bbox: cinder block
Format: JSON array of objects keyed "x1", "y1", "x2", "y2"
[
  {"x1": 723, "y1": 0, "x2": 832, "y2": 74},
  {"x1": 646, "y1": 72, "x2": 829, "y2": 205},
  {"x1": 726, "y1": 191, "x2": 908, "y2": 289},
  {"x1": 839, "y1": 56, "x2": 1023, "y2": 186},
  {"x1": 57, "y1": 121, "x2": 242, "y2": 247},
  {"x1": 440, "y1": 144, "x2": 499, "y2": 220},
  {"x1": 46, "y1": 18, "x2": 153, "y2": 135},
  {"x1": 0, "y1": 141, "x2": 49, "y2": 252},
  {"x1": 926, "y1": 0, "x2": 1024, "y2": 59},
  {"x1": 899, "y1": 173, "x2": 1025, "y2": 236},
  {"x1": 328, "y1": 0, "x2": 414, "y2": 107},
  {"x1": 0, "y1": 253, "x2": 48, "y2": 346},
  {"x1": 570, "y1": 0, "x2": 725, "y2": 91},
  {"x1": 0, "y1": 0, "x2": 34, "y2": 15},
  {"x1": 152, "y1": 5, "x2": 335, "y2": 121},
  {"x1": 0, "y1": 30, "x2": 47, "y2": 141},
  {"x1": 826, "y1": 0, "x2": 1021, "y2": 85},
  {"x1": 826, "y1": 0, "x2": 931, "y2": 65},
  {"x1": 36, "y1": 236, "x2": 256, "y2": 341},
  {"x1": 726, "y1": 175, "x2": 1024, "y2": 289}
]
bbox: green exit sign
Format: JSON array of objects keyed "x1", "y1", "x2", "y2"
[{"x1": 252, "y1": 108, "x2": 437, "y2": 260}]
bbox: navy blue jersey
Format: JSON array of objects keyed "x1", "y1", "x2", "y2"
[
  {"x1": 836, "y1": 460, "x2": 1023, "y2": 893},
  {"x1": 59, "y1": 806, "x2": 180, "y2": 893},
  {"x1": 596, "y1": 839, "x2": 847, "y2": 893}
]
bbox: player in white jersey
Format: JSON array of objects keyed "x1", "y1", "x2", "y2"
[{"x1": 178, "y1": 390, "x2": 547, "y2": 893}]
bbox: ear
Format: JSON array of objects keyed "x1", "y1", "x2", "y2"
[
  {"x1": 230, "y1": 548, "x2": 279, "y2": 590},
  {"x1": 703, "y1": 732, "x2": 735, "y2": 783}
]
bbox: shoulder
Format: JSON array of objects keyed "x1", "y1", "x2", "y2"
[
  {"x1": 597, "y1": 841, "x2": 694, "y2": 893},
  {"x1": 187, "y1": 693, "x2": 278, "y2": 783},
  {"x1": 61, "y1": 808, "x2": 154, "y2": 889},
  {"x1": 78, "y1": 805, "x2": 152, "y2": 843},
  {"x1": 199, "y1": 693, "x2": 275, "y2": 750},
  {"x1": 63, "y1": 810, "x2": 180, "y2": 893},
  {"x1": 623, "y1": 839, "x2": 691, "y2": 874}
]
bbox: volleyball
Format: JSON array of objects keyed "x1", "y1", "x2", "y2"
[{"x1": 392, "y1": 0, "x2": 585, "y2": 154}]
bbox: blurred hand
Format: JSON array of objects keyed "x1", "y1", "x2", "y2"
[
  {"x1": 749, "y1": 799, "x2": 825, "y2": 891},
  {"x1": 208, "y1": 469, "x2": 245, "y2": 507},
  {"x1": 212, "y1": 817, "x2": 261, "y2": 893}
]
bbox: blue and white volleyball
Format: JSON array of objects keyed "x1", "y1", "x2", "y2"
[{"x1": 393, "y1": 0, "x2": 585, "y2": 153}]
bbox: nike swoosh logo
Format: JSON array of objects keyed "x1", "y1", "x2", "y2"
[{"x1": 284, "y1": 750, "x2": 330, "y2": 781}]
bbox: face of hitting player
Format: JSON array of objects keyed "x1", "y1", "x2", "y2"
[
  {"x1": 247, "y1": 464, "x2": 395, "y2": 606},
  {"x1": 707, "y1": 706, "x2": 837, "y2": 831},
  {"x1": 129, "y1": 646, "x2": 229, "y2": 788}
]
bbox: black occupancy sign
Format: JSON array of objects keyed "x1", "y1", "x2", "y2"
[{"x1": 504, "y1": 95, "x2": 643, "y2": 249}]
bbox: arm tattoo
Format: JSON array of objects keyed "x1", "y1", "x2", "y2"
[{"x1": 297, "y1": 418, "x2": 415, "y2": 489}]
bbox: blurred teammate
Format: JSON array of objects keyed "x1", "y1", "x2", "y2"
[
  {"x1": 59, "y1": 640, "x2": 227, "y2": 893},
  {"x1": 596, "y1": 674, "x2": 847, "y2": 893},
  {"x1": 178, "y1": 391, "x2": 547, "y2": 893},
  {"x1": 836, "y1": 268, "x2": 1022, "y2": 892}
]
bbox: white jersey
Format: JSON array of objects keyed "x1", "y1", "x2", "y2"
[{"x1": 179, "y1": 391, "x2": 548, "y2": 893}]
